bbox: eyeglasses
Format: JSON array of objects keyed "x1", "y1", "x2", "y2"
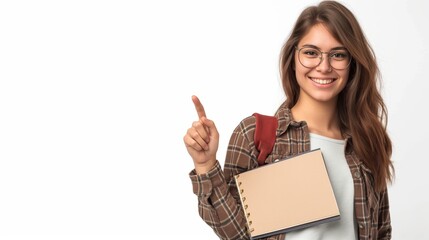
[{"x1": 296, "y1": 46, "x2": 352, "y2": 70}]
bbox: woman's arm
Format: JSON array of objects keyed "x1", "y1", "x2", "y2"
[
  {"x1": 189, "y1": 118, "x2": 257, "y2": 240},
  {"x1": 376, "y1": 188, "x2": 392, "y2": 239}
]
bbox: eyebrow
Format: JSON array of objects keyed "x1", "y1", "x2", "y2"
[{"x1": 301, "y1": 44, "x2": 347, "y2": 51}]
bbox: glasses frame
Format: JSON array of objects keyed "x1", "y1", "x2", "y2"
[{"x1": 295, "y1": 46, "x2": 352, "y2": 70}]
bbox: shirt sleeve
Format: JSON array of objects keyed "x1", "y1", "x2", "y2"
[
  {"x1": 189, "y1": 119, "x2": 257, "y2": 240},
  {"x1": 376, "y1": 187, "x2": 392, "y2": 239}
]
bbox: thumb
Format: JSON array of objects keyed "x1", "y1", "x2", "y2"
[{"x1": 201, "y1": 117, "x2": 219, "y2": 138}]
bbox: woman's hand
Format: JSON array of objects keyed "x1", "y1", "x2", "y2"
[{"x1": 183, "y1": 95, "x2": 219, "y2": 174}]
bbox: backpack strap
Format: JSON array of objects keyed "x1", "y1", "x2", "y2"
[{"x1": 252, "y1": 113, "x2": 278, "y2": 166}]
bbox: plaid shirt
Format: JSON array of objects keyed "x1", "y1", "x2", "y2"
[{"x1": 189, "y1": 102, "x2": 391, "y2": 240}]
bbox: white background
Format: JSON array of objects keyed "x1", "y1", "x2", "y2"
[{"x1": 0, "y1": 0, "x2": 428, "y2": 239}]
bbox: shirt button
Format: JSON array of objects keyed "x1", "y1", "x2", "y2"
[
  {"x1": 354, "y1": 171, "x2": 361, "y2": 179},
  {"x1": 359, "y1": 223, "x2": 364, "y2": 229}
]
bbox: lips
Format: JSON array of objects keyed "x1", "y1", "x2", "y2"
[{"x1": 310, "y1": 77, "x2": 337, "y2": 85}]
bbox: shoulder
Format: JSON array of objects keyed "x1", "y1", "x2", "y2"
[
  {"x1": 231, "y1": 115, "x2": 257, "y2": 142},
  {"x1": 230, "y1": 101, "x2": 292, "y2": 142}
]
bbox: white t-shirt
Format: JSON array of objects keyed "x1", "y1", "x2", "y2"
[{"x1": 285, "y1": 133, "x2": 358, "y2": 240}]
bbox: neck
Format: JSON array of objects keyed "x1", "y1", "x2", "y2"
[{"x1": 291, "y1": 97, "x2": 342, "y2": 139}]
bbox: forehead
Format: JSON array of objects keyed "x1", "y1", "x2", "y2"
[{"x1": 298, "y1": 23, "x2": 344, "y2": 50}]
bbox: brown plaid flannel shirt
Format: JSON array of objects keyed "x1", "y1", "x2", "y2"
[{"x1": 189, "y1": 102, "x2": 391, "y2": 240}]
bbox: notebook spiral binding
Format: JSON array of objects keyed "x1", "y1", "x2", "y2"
[{"x1": 236, "y1": 174, "x2": 254, "y2": 234}]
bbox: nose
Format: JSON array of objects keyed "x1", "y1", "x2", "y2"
[{"x1": 316, "y1": 53, "x2": 332, "y2": 72}]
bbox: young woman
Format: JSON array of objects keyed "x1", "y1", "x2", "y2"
[{"x1": 183, "y1": 1, "x2": 394, "y2": 239}]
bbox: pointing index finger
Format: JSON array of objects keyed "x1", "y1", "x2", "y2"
[{"x1": 192, "y1": 95, "x2": 207, "y2": 119}]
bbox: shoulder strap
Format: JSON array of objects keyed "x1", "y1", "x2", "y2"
[{"x1": 252, "y1": 113, "x2": 278, "y2": 166}]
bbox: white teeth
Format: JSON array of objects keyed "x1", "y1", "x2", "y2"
[{"x1": 312, "y1": 78, "x2": 334, "y2": 85}]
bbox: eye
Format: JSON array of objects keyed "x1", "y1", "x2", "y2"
[
  {"x1": 330, "y1": 51, "x2": 349, "y2": 60},
  {"x1": 302, "y1": 48, "x2": 320, "y2": 58}
]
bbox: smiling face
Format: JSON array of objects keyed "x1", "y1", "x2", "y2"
[{"x1": 294, "y1": 23, "x2": 350, "y2": 105}]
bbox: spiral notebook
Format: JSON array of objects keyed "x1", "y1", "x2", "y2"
[{"x1": 234, "y1": 149, "x2": 340, "y2": 239}]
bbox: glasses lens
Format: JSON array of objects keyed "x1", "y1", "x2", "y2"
[
  {"x1": 298, "y1": 47, "x2": 351, "y2": 70},
  {"x1": 298, "y1": 47, "x2": 321, "y2": 69},
  {"x1": 329, "y1": 50, "x2": 351, "y2": 70}
]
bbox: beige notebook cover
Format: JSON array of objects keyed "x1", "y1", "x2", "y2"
[{"x1": 234, "y1": 149, "x2": 340, "y2": 239}]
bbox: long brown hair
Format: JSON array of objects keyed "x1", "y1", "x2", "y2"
[{"x1": 279, "y1": 1, "x2": 394, "y2": 191}]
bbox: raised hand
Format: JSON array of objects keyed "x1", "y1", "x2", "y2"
[{"x1": 183, "y1": 95, "x2": 219, "y2": 174}]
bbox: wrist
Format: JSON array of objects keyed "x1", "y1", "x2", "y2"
[{"x1": 194, "y1": 160, "x2": 217, "y2": 175}]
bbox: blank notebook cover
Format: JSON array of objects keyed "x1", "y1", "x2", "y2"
[{"x1": 234, "y1": 149, "x2": 340, "y2": 239}]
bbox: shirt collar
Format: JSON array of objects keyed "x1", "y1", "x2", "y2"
[
  {"x1": 274, "y1": 102, "x2": 307, "y2": 136},
  {"x1": 274, "y1": 101, "x2": 354, "y2": 153}
]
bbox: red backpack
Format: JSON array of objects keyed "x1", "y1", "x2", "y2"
[{"x1": 252, "y1": 113, "x2": 278, "y2": 166}]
